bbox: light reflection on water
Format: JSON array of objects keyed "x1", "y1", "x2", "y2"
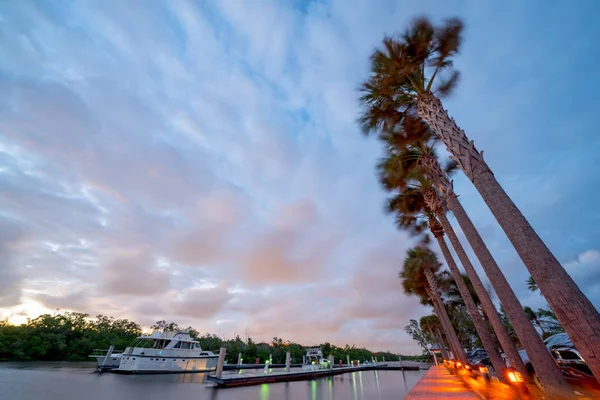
[{"x1": 0, "y1": 362, "x2": 424, "y2": 400}]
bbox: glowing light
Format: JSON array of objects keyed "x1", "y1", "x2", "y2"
[
  {"x1": 478, "y1": 366, "x2": 489, "y2": 374},
  {"x1": 260, "y1": 383, "x2": 270, "y2": 400},
  {"x1": 507, "y1": 370, "x2": 524, "y2": 383},
  {"x1": 456, "y1": 362, "x2": 462, "y2": 368},
  {"x1": 465, "y1": 365, "x2": 471, "y2": 370}
]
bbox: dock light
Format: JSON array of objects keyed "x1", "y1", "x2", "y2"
[
  {"x1": 478, "y1": 366, "x2": 489, "y2": 374},
  {"x1": 465, "y1": 364, "x2": 471, "y2": 370},
  {"x1": 507, "y1": 370, "x2": 524, "y2": 383},
  {"x1": 456, "y1": 362, "x2": 462, "y2": 368}
]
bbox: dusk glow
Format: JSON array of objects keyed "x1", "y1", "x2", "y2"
[{"x1": 1, "y1": 0, "x2": 599, "y2": 357}]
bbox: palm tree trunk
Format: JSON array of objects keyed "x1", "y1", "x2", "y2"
[
  {"x1": 424, "y1": 269, "x2": 468, "y2": 364},
  {"x1": 418, "y1": 93, "x2": 577, "y2": 396},
  {"x1": 432, "y1": 229, "x2": 507, "y2": 378},
  {"x1": 428, "y1": 328, "x2": 450, "y2": 360},
  {"x1": 475, "y1": 171, "x2": 600, "y2": 381},
  {"x1": 446, "y1": 193, "x2": 573, "y2": 395},
  {"x1": 427, "y1": 291, "x2": 459, "y2": 360},
  {"x1": 437, "y1": 212, "x2": 526, "y2": 377}
]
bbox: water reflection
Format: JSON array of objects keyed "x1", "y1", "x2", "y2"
[
  {"x1": 358, "y1": 371, "x2": 364, "y2": 398},
  {"x1": 0, "y1": 362, "x2": 425, "y2": 400},
  {"x1": 260, "y1": 383, "x2": 270, "y2": 400}
]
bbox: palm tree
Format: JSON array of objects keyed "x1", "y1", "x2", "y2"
[
  {"x1": 380, "y1": 134, "x2": 528, "y2": 379},
  {"x1": 360, "y1": 16, "x2": 600, "y2": 387},
  {"x1": 527, "y1": 276, "x2": 539, "y2": 292},
  {"x1": 524, "y1": 306, "x2": 548, "y2": 338},
  {"x1": 401, "y1": 246, "x2": 467, "y2": 363},
  {"x1": 385, "y1": 179, "x2": 506, "y2": 376},
  {"x1": 420, "y1": 314, "x2": 449, "y2": 360}
]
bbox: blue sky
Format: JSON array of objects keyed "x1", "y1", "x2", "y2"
[{"x1": 1, "y1": 0, "x2": 599, "y2": 353}]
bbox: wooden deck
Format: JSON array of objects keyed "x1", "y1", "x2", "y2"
[{"x1": 405, "y1": 366, "x2": 479, "y2": 399}]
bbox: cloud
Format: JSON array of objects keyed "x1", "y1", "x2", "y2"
[
  {"x1": 564, "y1": 250, "x2": 600, "y2": 301},
  {"x1": 1, "y1": 0, "x2": 599, "y2": 355},
  {"x1": 0, "y1": 217, "x2": 29, "y2": 307},
  {"x1": 101, "y1": 250, "x2": 171, "y2": 296}
]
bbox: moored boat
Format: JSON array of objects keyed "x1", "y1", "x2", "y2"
[
  {"x1": 114, "y1": 331, "x2": 218, "y2": 374},
  {"x1": 302, "y1": 347, "x2": 330, "y2": 370}
]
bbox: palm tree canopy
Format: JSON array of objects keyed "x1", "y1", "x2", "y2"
[
  {"x1": 420, "y1": 314, "x2": 442, "y2": 333},
  {"x1": 446, "y1": 273, "x2": 481, "y2": 307},
  {"x1": 359, "y1": 17, "x2": 464, "y2": 135},
  {"x1": 377, "y1": 120, "x2": 458, "y2": 193},
  {"x1": 400, "y1": 246, "x2": 443, "y2": 305},
  {"x1": 527, "y1": 275, "x2": 538, "y2": 292}
]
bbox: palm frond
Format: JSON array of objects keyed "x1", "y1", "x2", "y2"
[{"x1": 434, "y1": 70, "x2": 460, "y2": 98}]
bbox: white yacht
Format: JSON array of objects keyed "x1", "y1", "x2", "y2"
[
  {"x1": 302, "y1": 347, "x2": 330, "y2": 370},
  {"x1": 114, "y1": 331, "x2": 218, "y2": 373}
]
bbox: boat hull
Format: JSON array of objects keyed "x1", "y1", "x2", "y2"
[
  {"x1": 116, "y1": 355, "x2": 219, "y2": 374},
  {"x1": 90, "y1": 354, "x2": 122, "y2": 370}
]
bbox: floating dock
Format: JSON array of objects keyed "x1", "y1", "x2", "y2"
[
  {"x1": 207, "y1": 363, "x2": 421, "y2": 388},
  {"x1": 223, "y1": 363, "x2": 302, "y2": 370}
]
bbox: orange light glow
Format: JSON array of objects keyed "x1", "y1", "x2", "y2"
[
  {"x1": 456, "y1": 362, "x2": 462, "y2": 368},
  {"x1": 465, "y1": 364, "x2": 471, "y2": 370},
  {"x1": 478, "y1": 366, "x2": 489, "y2": 374},
  {"x1": 507, "y1": 370, "x2": 524, "y2": 383}
]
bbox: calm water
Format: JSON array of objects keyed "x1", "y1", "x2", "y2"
[{"x1": 0, "y1": 362, "x2": 424, "y2": 400}]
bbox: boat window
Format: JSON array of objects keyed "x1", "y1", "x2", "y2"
[
  {"x1": 135, "y1": 339, "x2": 156, "y2": 348},
  {"x1": 181, "y1": 342, "x2": 191, "y2": 350}
]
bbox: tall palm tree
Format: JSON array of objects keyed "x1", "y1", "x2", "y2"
[
  {"x1": 386, "y1": 180, "x2": 506, "y2": 376},
  {"x1": 401, "y1": 246, "x2": 467, "y2": 363},
  {"x1": 527, "y1": 276, "x2": 539, "y2": 293},
  {"x1": 420, "y1": 314, "x2": 449, "y2": 360},
  {"x1": 360, "y1": 16, "x2": 600, "y2": 387},
  {"x1": 380, "y1": 135, "x2": 528, "y2": 379}
]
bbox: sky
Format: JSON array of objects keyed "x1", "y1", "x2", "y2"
[{"x1": 1, "y1": 1, "x2": 599, "y2": 354}]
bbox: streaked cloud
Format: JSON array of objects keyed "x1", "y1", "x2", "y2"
[{"x1": 0, "y1": 0, "x2": 599, "y2": 353}]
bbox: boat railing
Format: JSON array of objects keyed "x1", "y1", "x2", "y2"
[{"x1": 89, "y1": 348, "x2": 123, "y2": 356}]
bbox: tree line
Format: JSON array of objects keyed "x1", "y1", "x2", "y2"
[
  {"x1": 358, "y1": 16, "x2": 600, "y2": 398},
  {"x1": 0, "y1": 313, "x2": 424, "y2": 363}
]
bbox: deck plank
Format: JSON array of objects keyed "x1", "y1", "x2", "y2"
[{"x1": 405, "y1": 366, "x2": 479, "y2": 399}]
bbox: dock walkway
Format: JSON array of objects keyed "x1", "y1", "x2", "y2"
[
  {"x1": 207, "y1": 363, "x2": 420, "y2": 388},
  {"x1": 405, "y1": 366, "x2": 479, "y2": 399}
]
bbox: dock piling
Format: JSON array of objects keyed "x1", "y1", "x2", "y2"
[
  {"x1": 216, "y1": 346, "x2": 227, "y2": 378},
  {"x1": 237, "y1": 353, "x2": 242, "y2": 366},
  {"x1": 285, "y1": 351, "x2": 291, "y2": 372},
  {"x1": 346, "y1": 355, "x2": 350, "y2": 367}
]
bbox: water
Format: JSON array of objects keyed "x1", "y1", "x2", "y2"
[{"x1": 0, "y1": 362, "x2": 424, "y2": 400}]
